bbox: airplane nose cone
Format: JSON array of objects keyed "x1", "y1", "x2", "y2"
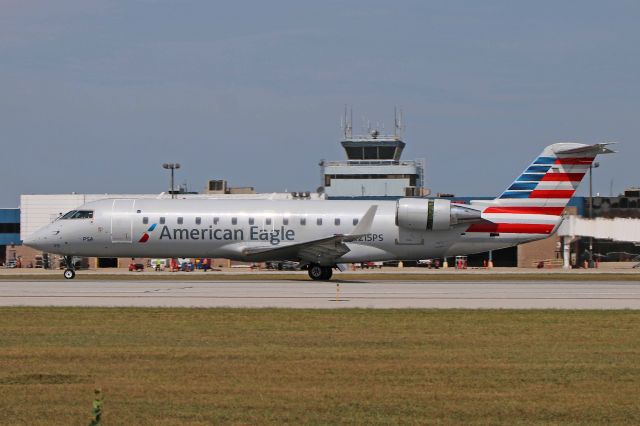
[
  {"x1": 22, "y1": 232, "x2": 40, "y2": 249},
  {"x1": 22, "y1": 228, "x2": 59, "y2": 251}
]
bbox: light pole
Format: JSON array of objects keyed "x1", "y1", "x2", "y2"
[
  {"x1": 588, "y1": 161, "x2": 600, "y2": 268},
  {"x1": 162, "y1": 163, "x2": 181, "y2": 199}
]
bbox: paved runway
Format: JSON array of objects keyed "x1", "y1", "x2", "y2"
[{"x1": 1, "y1": 279, "x2": 640, "y2": 308}]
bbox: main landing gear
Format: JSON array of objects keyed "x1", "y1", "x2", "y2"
[
  {"x1": 63, "y1": 256, "x2": 76, "y2": 280},
  {"x1": 308, "y1": 264, "x2": 333, "y2": 281}
]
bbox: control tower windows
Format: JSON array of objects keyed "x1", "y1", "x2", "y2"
[
  {"x1": 345, "y1": 147, "x2": 362, "y2": 159},
  {"x1": 378, "y1": 146, "x2": 396, "y2": 159},
  {"x1": 324, "y1": 174, "x2": 418, "y2": 189},
  {"x1": 343, "y1": 144, "x2": 402, "y2": 160},
  {"x1": 364, "y1": 147, "x2": 377, "y2": 160}
]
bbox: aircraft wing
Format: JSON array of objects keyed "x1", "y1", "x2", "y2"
[{"x1": 242, "y1": 205, "x2": 378, "y2": 265}]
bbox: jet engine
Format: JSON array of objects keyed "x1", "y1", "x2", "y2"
[{"x1": 395, "y1": 198, "x2": 482, "y2": 231}]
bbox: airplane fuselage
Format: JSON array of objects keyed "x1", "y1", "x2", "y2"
[{"x1": 28, "y1": 198, "x2": 531, "y2": 262}]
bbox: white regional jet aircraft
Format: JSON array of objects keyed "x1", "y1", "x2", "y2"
[{"x1": 24, "y1": 142, "x2": 613, "y2": 280}]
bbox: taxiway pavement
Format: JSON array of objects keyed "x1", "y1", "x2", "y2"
[{"x1": 2, "y1": 279, "x2": 640, "y2": 309}]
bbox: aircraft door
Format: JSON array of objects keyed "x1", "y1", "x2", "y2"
[{"x1": 111, "y1": 199, "x2": 135, "y2": 243}]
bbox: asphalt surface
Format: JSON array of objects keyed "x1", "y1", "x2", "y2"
[{"x1": 2, "y1": 279, "x2": 640, "y2": 309}]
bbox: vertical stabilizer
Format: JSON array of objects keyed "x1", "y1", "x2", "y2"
[{"x1": 468, "y1": 143, "x2": 614, "y2": 236}]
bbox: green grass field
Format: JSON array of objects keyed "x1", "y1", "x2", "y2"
[{"x1": 1, "y1": 308, "x2": 639, "y2": 425}]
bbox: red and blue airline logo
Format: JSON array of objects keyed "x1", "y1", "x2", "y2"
[{"x1": 138, "y1": 223, "x2": 157, "y2": 243}]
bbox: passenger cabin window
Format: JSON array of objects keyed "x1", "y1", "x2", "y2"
[
  {"x1": 61, "y1": 210, "x2": 93, "y2": 219},
  {"x1": 177, "y1": 217, "x2": 183, "y2": 225},
  {"x1": 300, "y1": 218, "x2": 306, "y2": 226},
  {"x1": 160, "y1": 217, "x2": 166, "y2": 224},
  {"x1": 214, "y1": 217, "x2": 219, "y2": 225},
  {"x1": 232, "y1": 217, "x2": 237, "y2": 225},
  {"x1": 266, "y1": 218, "x2": 272, "y2": 225},
  {"x1": 335, "y1": 218, "x2": 340, "y2": 226},
  {"x1": 195, "y1": 217, "x2": 201, "y2": 225},
  {"x1": 249, "y1": 218, "x2": 255, "y2": 225},
  {"x1": 317, "y1": 218, "x2": 323, "y2": 226},
  {"x1": 283, "y1": 218, "x2": 289, "y2": 225},
  {"x1": 353, "y1": 218, "x2": 359, "y2": 226},
  {"x1": 143, "y1": 217, "x2": 149, "y2": 225}
]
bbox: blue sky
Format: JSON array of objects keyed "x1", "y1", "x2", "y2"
[{"x1": 1, "y1": 0, "x2": 638, "y2": 205}]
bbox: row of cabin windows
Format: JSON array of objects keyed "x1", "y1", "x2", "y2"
[{"x1": 142, "y1": 216, "x2": 359, "y2": 226}]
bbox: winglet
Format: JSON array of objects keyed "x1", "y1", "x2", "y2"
[{"x1": 349, "y1": 205, "x2": 378, "y2": 236}]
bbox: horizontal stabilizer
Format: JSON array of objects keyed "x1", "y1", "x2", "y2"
[{"x1": 556, "y1": 142, "x2": 616, "y2": 155}]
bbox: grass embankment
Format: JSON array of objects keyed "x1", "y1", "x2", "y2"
[{"x1": 1, "y1": 309, "x2": 639, "y2": 424}]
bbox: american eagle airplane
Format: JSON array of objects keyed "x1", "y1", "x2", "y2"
[{"x1": 24, "y1": 142, "x2": 613, "y2": 280}]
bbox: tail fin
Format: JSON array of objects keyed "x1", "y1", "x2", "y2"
[{"x1": 469, "y1": 143, "x2": 615, "y2": 236}]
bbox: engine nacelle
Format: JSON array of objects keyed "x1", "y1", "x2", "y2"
[{"x1": 395, "y1": 198, "x2": 482, "y2": 231}]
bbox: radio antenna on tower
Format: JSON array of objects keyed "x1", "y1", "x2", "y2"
[
  {"x1": 341, "y1": 105, "x2": 353, "y2": 138},
  {"x1": 394, "y1": 106, "x2": 404, "y2": 138}
]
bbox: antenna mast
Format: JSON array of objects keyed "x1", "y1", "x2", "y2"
[
  {"x1": 342, "y1": 105, "x2": 353, "y2": 138},
  {"x1": 394, "y1": 106, "x2": 404, "y2": 138}
]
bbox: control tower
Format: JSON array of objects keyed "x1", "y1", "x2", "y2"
[{"x1": 319, "y1": 110, "x2": 429, "y2": 199}]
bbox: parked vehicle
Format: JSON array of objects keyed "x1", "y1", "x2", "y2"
[
  {"x1": 417, "y1": 259, "x2": 440, "y2": 269},
  {"x1": 128, "y1": 263, "x2": 145, "y2": 272},
  {"x1": 266, "y1": 261, "x2": 301, "y2": 271}
]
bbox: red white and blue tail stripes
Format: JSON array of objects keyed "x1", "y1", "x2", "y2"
[{"x1": 466, "y1": 143, "x2": 613, "y2": 236}]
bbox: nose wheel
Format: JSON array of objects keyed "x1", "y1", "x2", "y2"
[
  {"x1": 63, "y1": 256, "x2": 76, "y2": 279},
  {"x1": 308, "y1": 264, "x2": 333, "y2": 281}
]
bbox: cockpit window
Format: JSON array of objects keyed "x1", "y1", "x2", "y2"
[
  {"x1": 60, "y1": 211, "x2": 77, "y2": 219},
  {"x1": 60, "y1": 210, "x2": 93, "y2": 219},
  {"x1": 73, "y1": 210, "x2": 93, "y2": 219}
]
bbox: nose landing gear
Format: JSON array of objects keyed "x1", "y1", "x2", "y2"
[
  {"x1": 63, "y1": 256, "x2": 76, "y2": 280},
  {"x1": 308, "y1": 264, "x2": 333, "y2": 281}
]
